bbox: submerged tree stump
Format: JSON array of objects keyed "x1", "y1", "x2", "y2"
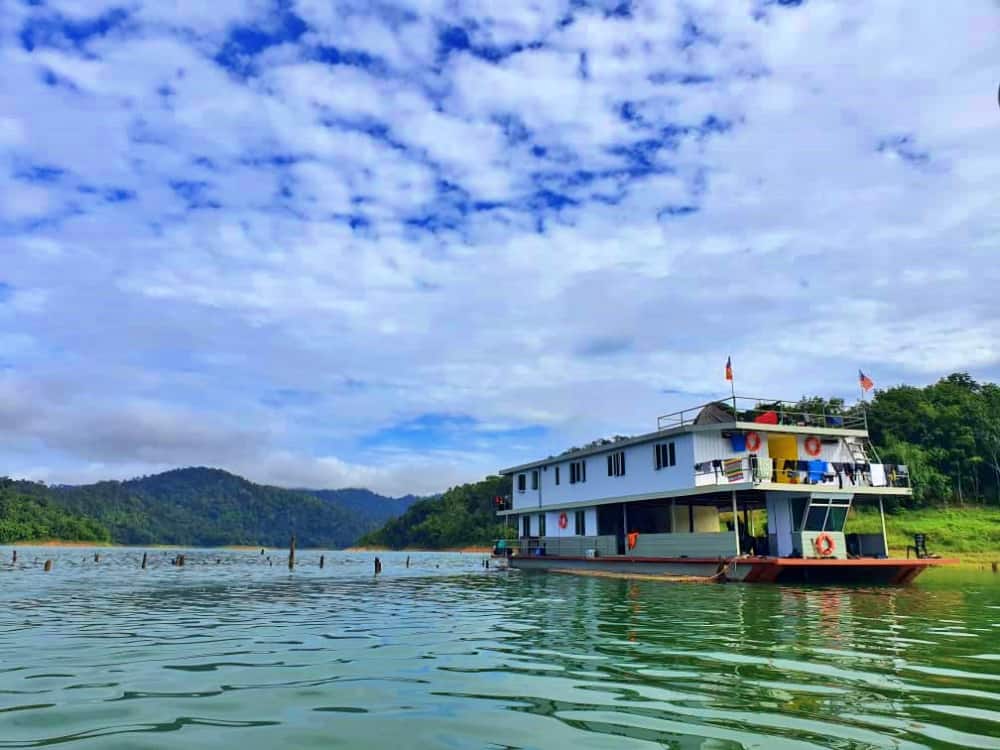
[
  {"x1": 43, "y1": 559, "x2": 52, "y2": 572},
  {"x1": 141, "y1": 552, "x2": 148, "y2": 570},
  {"x1": 289, "y1": 535, "x2": 296, "y2": 570}
]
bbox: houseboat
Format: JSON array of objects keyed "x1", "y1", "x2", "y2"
[{"x1": 493, "y1": 397, "x2": 954, "y2": 584}]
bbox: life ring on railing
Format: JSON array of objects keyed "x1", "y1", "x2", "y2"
[
  {"x1": 745, "y1": 431, "x2": 761, "y2": 452},
  {"x1": 804, "y1": 436, "x2": 822, "y2": 457},
  {"x1": 558, "y1": 512, "x2": 568, "y2": 529},
  {"x1": 814, "y1": 532, "x2": 835, "y2": 557}
]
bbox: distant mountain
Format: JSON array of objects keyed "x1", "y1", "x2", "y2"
[
  {"x1": 301, "y1": 488, "x2": 421, "y2": 527},
  {"x1": 358, "y1": 475, "x2": 512, "y2": 549},
  {"x1": 31, "y1": 467, "x2": 416, "y2": 548}
]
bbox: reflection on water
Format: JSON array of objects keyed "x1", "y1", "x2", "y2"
[{"x1": 0, "y1": 547, "x2": 998, "y2": 749}]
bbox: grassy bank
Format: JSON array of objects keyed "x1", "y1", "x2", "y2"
[{"x1": 845, "y1": 506, "x2": 1000, "y2": 561}]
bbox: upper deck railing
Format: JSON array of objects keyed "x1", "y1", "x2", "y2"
[{"x1": 656, "y1": 396, "x2": 868, "y2": 432}]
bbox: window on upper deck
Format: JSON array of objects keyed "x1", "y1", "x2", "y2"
[
  {"x1": 531, "y1": 470, "x2": 538, "y2": 490},
  {"x1": 569, "y1": 460, "x2": 586, "y2": 483},
  {"x1": 517, "y1": 473, "x2": 526, "y2": 492},
  {"x1": 654, "y1": 442, "x2": 676, "y2": 469},
  {"x1": 555, "y1": 466, "x2": 560, "y2": 485},
  {"x1": 607, "y1": 451, "x2": 625, "y2": 477}
]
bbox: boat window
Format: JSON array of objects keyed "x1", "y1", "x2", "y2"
[
  {"x1": 517, "y1": 473, "x2": 526, "y2": 492},
  {"x1": 826, "y1": 506, "x2": 848, "y2": 531},
  {"x1": 804, "y1": 505, "x2": 829, "y2": 531},
  {"x1": 608, "y1": 451, "x2": 625, "y2": 477},
  {"x1": 791, "y1": 497, "x2": 807, "y2": 530},
  {"x1": 574, "y1": 510, "x2": 585, "y2": 535},
  {"x1": 522, "y1": 516, "x2": 530, "y2": 537},
  {"x1": 654, "y1": 442, "x2": 676, "y2": 470},
  {"x1": 531, "y1": 470, "x2": 538, "y2": 490},
  {"x1": 555, "y1": 466, "x2": 560, "y2": 485},
  {"x1": 570, "y1": 460, "x2": 586, "y2": 483},
  {"x1": 538, "y1": 514, "x2": 546, "y2": 537}
]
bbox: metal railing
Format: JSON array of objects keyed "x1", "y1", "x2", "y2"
[
  {"x1": 693, "y1": 456, "x2": 910, "y2": 489},
  {"x1": 492, "y1": 536, "x2": 619, "y2": 558},
  {"x1": 657, "y1": 396, "x2": 868, "y2": 432}
]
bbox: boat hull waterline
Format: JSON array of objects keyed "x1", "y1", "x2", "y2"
[{"x1": 496, "y1": 555, "x2": 956, "y2": 584}]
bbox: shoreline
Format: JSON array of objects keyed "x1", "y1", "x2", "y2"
[
  {"x1": 344, "y1": 545, "x2": 492, "y2": 554},
  {"x1": 0, "y1": 540, "x2": 492, "y2": 554}
]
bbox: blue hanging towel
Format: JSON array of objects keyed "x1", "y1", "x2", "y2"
[
  {"x1": 730, "y1": 434, "x2": 747, "y2": 452},
  {"x1": 807, "y1": 459, "x2": 826, "y2": 483}
]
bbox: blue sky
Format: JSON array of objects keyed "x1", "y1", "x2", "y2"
[{"x1": 1, "y1": 0, "x2": 998, "y2": 495}]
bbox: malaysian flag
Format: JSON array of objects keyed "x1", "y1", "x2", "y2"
[{"x1": 859, "y1": 369, "x2": 874, "y2": 392}]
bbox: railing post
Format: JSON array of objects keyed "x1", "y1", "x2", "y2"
[{"x1": 732, "y1": 490, "x2": 740, "y2": 556}]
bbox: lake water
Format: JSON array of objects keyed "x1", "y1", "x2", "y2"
[{"x1": 1, "y1": 547, "x2": 998, "y2": 749}]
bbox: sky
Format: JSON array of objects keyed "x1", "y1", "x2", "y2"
[{"x1": 1, "y1": 0, "x2": 998, "y2": 496}]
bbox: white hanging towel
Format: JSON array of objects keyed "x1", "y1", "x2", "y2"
[{"x1": 869, "y1": 463, "x2": 887, "y2": 487}]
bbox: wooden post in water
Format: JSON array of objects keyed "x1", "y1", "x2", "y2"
[
  {"x1": 43, "y1": 559, "x2": 52, "y2": 572},
  {"x1": 319, "y1": 554, "x2": 325, "y2": 569},
  {"x1": 12, "y1": 550, "x2": 17, "y2": 565},
  {"x1": 141, "y1": 552, "x2": 148, "y2": 570},
  {"x1": 177, "y1": 554, "x2": 185, "y2": 567},
  {"x1": 288, "y1": 535, "x2": 296, "y2": 570},
  {"x1": 94, "y1": 552, "x2": 100, "y2": 563}
]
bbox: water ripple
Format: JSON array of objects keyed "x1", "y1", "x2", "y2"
[{"x1": 0, "y1": 546, "x2": 997, "y2": 749}]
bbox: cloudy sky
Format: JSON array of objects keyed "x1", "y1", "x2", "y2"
[{"x1": 1, "y1": 0, "x2": 998, "y2": 495}]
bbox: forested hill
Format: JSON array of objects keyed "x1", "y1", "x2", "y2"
[
  {"x1": 10, "y1": 467, "x2": 416, "y2": 548},
  {"x1": 0, "y1": 478, "x2": 111, "y2": 544},
  {"x1": 865, "y1": 373, "x2": 1000, "y2": 507},
  {"x1": 358, "y1": 475, "x2": 511, "y2": 549},
  {"x1": 303, "y1": 488, "x2": 420, "y2": 526},
  {"x1": 358, "y1": 373, "x2": 1000, "y2": 549}
]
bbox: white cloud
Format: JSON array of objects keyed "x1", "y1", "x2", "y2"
[{"x1": 0, "y1": 0, "x2": 997, "y2": 494}]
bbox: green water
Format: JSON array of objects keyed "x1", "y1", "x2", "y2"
[{"x1": 1, "y1": 548, "x2": 998, "y2": 749}]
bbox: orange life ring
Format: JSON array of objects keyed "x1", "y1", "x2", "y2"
[
  {"x1": 804, "y1": 436, "x2": 822, "y2": 457},
  {"x1": 745, "y1": 431, "x2": 761, "y2": 452},
  {"x1": 814, "y1": 532, "x2": 835, "y2": 557},
  {"x1": 558, "y1": 512, "x2": 568, "y2": 529}
]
